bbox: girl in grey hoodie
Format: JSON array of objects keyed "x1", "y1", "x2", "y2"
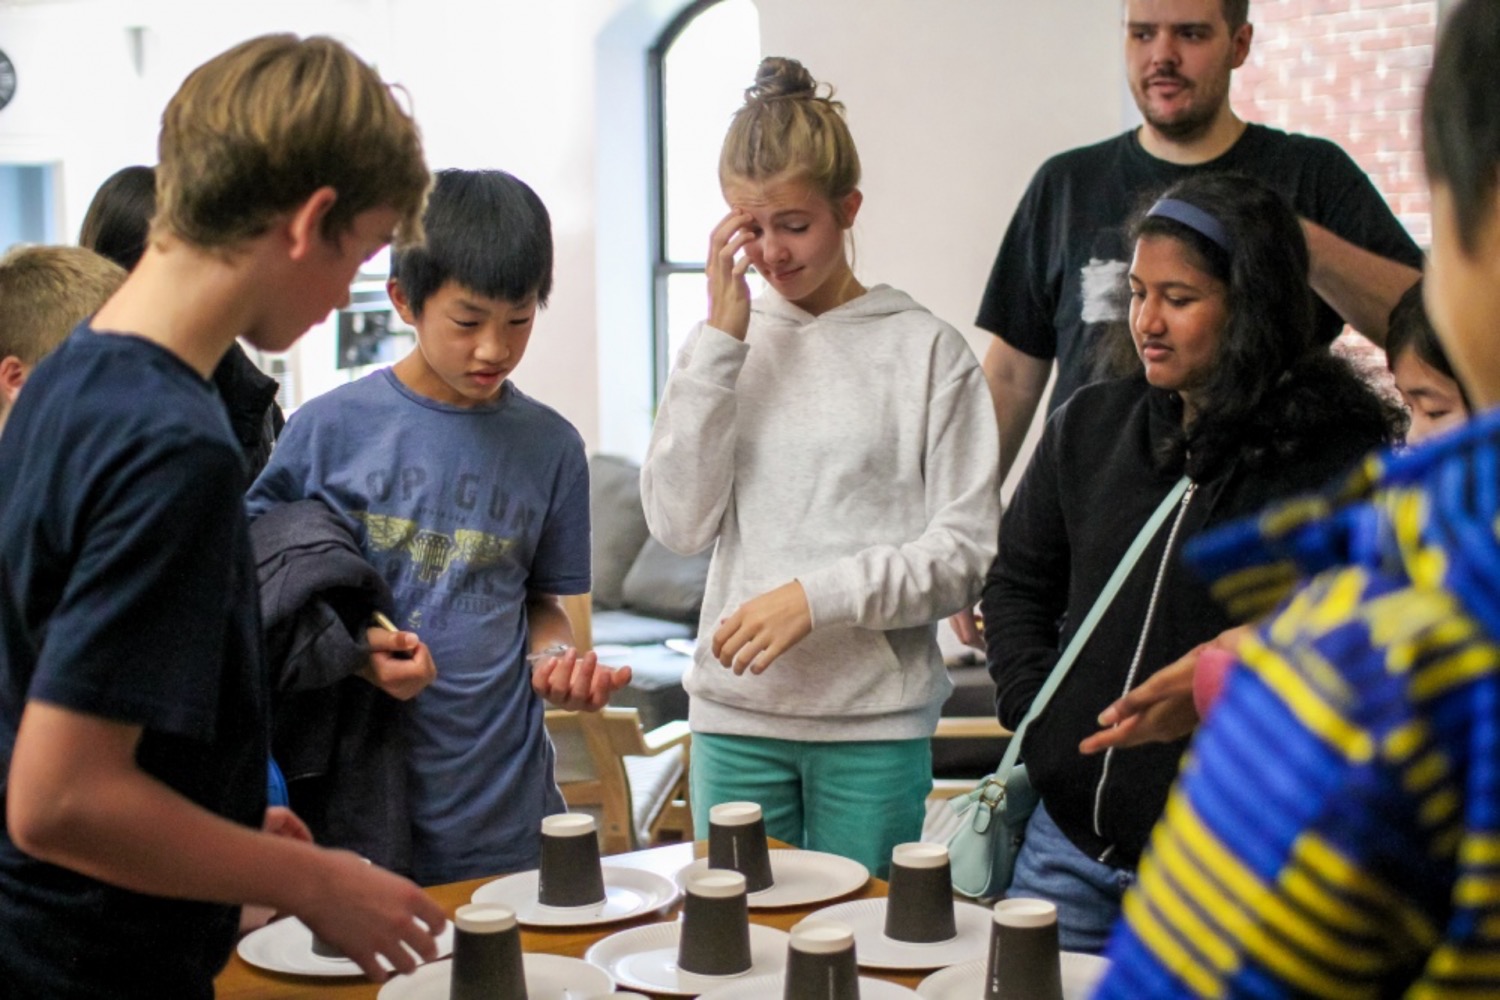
[{"x1": 640, "y1": 56, "x2": 1000, "y2": 877}]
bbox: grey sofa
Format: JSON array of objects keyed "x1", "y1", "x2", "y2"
[{"x1": 588, "y1": 454, "x2": 709, "y2": 730}]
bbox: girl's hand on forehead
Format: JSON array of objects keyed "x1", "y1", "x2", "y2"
[{"x1": 707, "y1": 208, "x2": 755, "y2": 340}]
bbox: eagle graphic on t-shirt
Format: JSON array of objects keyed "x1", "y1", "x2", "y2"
[{"x1": 352, "y1": 511, "x2": 517, "y2": 584}]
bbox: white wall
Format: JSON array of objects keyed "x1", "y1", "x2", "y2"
[{"x1": 0, "y1": 0, "x2": 1124, "y2": 478}]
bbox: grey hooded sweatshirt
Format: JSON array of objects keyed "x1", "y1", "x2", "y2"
[{"x1": 641, "y1": 284, "x2": 1001, "y2": 742}]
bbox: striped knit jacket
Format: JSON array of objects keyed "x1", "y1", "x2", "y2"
[{"x1": 1096, "y1": 410, "x2": 1500, "y2": 999}]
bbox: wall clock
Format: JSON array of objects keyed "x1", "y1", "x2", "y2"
[{"x1": 0, "y1": 50, "x2": 15, "y2": 113}]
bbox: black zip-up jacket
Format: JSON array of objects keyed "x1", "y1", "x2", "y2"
[
  {"x1": 252, "y1": 499, "x2": 412, "y2": 874},
  {"x1": 982, "y1": 376, "x2": 1381, "y2": 868}
]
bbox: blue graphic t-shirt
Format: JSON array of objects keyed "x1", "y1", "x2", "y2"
[{"x1": 247, "y1": 368, "x2": 589, "y2": 883}]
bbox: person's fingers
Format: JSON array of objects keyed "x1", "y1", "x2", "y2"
[
  {"x1": 1079, "y1": 716, "x2": 1141, "y2": 755},
  {"x1": 715, "y1": 623, "x2": 750, "y2": 668},
  {"x1": 567, "y1": 653, "x2": 598, "y2": 705}
]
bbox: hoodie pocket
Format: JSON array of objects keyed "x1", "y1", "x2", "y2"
[{"x1": 686, "y1": 617, "x2": 915, "y2": 718}]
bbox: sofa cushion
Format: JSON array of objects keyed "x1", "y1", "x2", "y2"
[
  {"x1": 590, "y1": 454, "x2": 652, "y2": 610},
  {"x1": 592, "y1": 609, "x2": 696, "y2": 647},
  {"x1": 621, "y1": 537, "x2": 713, "y2": 624}
]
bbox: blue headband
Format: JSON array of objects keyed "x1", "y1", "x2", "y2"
[{"x1": 1146, "y1": 198, "x2": 1233, "y2": 254}]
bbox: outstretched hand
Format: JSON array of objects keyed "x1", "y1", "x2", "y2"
[
  {"x1": 706, "y1": 208, "x2": 756, "y2": 340},
  {"x1": 531, "y1": 647, "x2": 632, "y2": 712},
  {"x1": 1079, "y1": 625, "x2": 1251, "y2": 754},
  {"x1": 294, "y1": 851, "x2": 447, "y2": 982},
  {"x1": 711, "y1": 581, "x2": 812, "y2": 675}
]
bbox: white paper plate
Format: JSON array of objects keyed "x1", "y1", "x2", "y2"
[
  {"x1": 584, "y1": 919, "x2": 790, "y2": 996},
  {"x1": 236, "y1": 916, "x2": 454, "y2": 977},
  {"x1": 676, "y1": 850, "x2": 869, "y2": 909},
  {"x1": 470, "y1": 864, "x2": 680, "y2": 927},
  {"x1": 377, "y1": 953, "x2": 614, "y2": 999},
  {"x1": 700, "y1": 972, "x2": 919, "y2": 998},
  {"x1": 803, "y1": 897, "x2": 990, "y2": 971},
  {"x1": 916, "y1": 953, "x2": 1111, "y2": 999}
]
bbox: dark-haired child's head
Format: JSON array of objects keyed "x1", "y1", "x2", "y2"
[
  {"x1": 1387, "y1": 280, "x2": 1469, "y2": 444},
  {"x1": 78, "y1": 165, "x2": 157, "y2": 272},
  {"x1": 1422, "y1": 0, "x2": 1500, "y2": 411},
  {"x1": 391, "y1": 169, "x2": 553, "y2": 315},
  {"x1": 387, "y1": 169, "x2": 553, "y2": 408}
]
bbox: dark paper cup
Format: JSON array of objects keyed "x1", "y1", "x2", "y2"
[
  {"x1": 783, "y1": 919, "x2": 859, "y2": 1000},
  {"x1": 450, "y1": 903, "x2": 527, "y2": 1000},
  {"x1": 708, "y1": 801, "x2": 775, "y2": 893},
  {"x1": 537, "y1": 813, "x2": 606, "y2": 907},
  {"x1": 309, "y1": 930, "x2": 343, "y2": 959},
  {"x1": 677, "y1": 869, "x2": 753, "y2": 976},
  {"x1": 883, "y1": 843, "x2": 957, "y2": 944},
  {"x1": 986, "y1": 898, "x2": 1063, "y2": 1000}
]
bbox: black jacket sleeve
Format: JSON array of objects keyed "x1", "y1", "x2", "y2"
[{"x1": 982, "y1": 407, "x2": 1071, "y2": 730}]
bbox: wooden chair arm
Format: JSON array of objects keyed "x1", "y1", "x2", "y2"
[
  {"x1": 933, "y1": 716, "x2": 1011, "y2": 740},
  {"x1": 640, "y1": 720, "x2": 691, "y2": 756}
]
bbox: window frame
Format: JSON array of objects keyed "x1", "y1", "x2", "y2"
[{"x1": 646, "y1": 0, "x2": 731, "y2": 401}]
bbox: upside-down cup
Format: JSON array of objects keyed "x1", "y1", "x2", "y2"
[
  {"x1": 783, "y1": 919, "x2": 859, "y2": 1000},
  {"x1": 537, "y1": 813, "x2": 606, "y2": 907},
  {"x1": 450, "y1": 903, "x2": 527, "y2": 1000},
  {"x1": 677, "y1": 869, "x2": 753, "y2": 976},
  {"x1": 986, "y1": 898, "x2": 1062, "y2": 1000},
  {"x1": 883, "y1": 842, "x2": 957, "y2": 944},
  {"x1": 708, "y1": 801, "x2": 775, "y2": 893}
]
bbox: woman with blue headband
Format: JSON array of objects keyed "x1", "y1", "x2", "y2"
[{"x1": 978, "y1": 172, "x2": 1403, "y2": 952}]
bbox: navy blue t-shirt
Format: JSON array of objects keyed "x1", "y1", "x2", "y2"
[
  {"x1": 0, "y1": 328, "x2": 269, "y2": 999},
  {"x1": 247, "y1": 368, "x2": 589, "y2": 884}
]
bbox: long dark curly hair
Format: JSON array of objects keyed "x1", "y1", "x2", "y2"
[{"x1": 1108, "y1": 173, "x2": 1402, "y2": 477}]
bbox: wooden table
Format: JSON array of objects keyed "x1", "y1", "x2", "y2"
[{"x1": 215, "y1": 842, "x2": 933, "y2": 998}]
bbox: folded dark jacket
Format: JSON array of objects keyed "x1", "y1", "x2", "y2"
[{"x1": 251, "y1": 499, "x2": 411, "y2": 874}]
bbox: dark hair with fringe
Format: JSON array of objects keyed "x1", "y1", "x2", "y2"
[
  {"x1": 1387, "y1": 279, "x2": 1471, "y2": 410},
  {"x1": 78, "y1": 165, "x2": 156, "y2": 272},
  {"x1": 390, "y1": 169, "x2": 553, "y2": 316},
  {"x1": 1423, "y1": 0, "x2": 1500, "y2": 255},
  {"x1": 1119, "y1": 173, "x2": 1402, "y2": 477}
]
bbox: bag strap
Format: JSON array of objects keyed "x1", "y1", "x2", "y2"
[{"x1": 988, "y1": 474, "x2": 1192, "y2": 782}]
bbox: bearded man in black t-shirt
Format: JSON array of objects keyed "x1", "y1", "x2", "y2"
[{"x1": 952, "y1": 0, "x2": 1424, "y2": 648}]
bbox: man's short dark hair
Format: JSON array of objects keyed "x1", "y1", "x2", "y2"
[
  {"x1": 1222, "y1": 0, "x2": 1249, "y2": 31},
  {"x1": 1423, "y1": 0, "x2": 1500, "y2": 254},
  {"x1": 390, "y1": 169, "x2": 554, "y2": 316}
]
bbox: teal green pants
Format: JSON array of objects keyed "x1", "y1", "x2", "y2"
[{"x1": 690, "y1": 732, "x2": 931, "y2": 879}]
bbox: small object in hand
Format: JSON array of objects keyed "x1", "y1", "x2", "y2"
[
  {"x1": 526, "y1": 642, "x2": 573, "y2": 666},
  {"x1": 369, "y1": 610, "x2": 413, "y2": 660}
]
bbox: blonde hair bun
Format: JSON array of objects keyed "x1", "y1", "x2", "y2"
[
  {"x1": 745, "y1": 56, "x2": 820, "y2": 103},
  {"x1": 720, "y1": 56, "x2": 860, "y2": 204}
]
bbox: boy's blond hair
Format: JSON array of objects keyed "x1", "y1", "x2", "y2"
[
  {"x1": 0, "y1": 245, "x2": 126, "y2": 364},
  {"x1": 156, "y1": 34, "x2": 428, "y2": 250}
]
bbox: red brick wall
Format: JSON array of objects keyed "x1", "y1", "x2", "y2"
[{"x1": 1230, "y1": 0, "x2": 1438, "y2": 246}]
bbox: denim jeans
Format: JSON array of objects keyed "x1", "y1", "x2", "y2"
[{"x1": 1007, "y1": 801, "x2": 1134, "y2": 954}]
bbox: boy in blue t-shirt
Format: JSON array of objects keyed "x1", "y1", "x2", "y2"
[
  {"x1": 248, "y1": 169, "x2": 631, "y2": 885},
  {"x1": 0, "y1": 35, "x2": 444, "y2": 999}
]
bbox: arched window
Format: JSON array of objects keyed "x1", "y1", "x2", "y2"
[{"x1": 648, "y1": 0, "x2": 760, "y2": 397}]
